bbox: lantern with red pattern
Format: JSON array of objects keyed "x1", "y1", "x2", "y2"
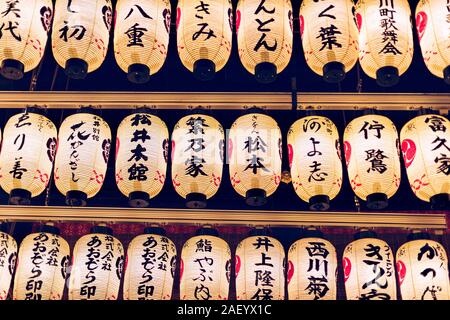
[{"x1": 0, "y1": 224, "x2": 17, "y2": 300}]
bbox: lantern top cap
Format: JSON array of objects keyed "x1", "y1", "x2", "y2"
[
  {"x1": 90, "y1": 225, "x2": 114, "y2": 236},
  {"x1": 38, "y1": 224, "x2": 60, "y2": 235},
  {"x1": 407, "y1": 231, "x2": 431, "y2": 241},
  {"x1": 248, "y1": 227, "x2": 271, "y2": 237},
  {"x1": 23, "y1": 105, "x2": 48, "y2": 116},
  {"x1": 195, "y1": 226, "x2": 220, "y2": 237},
  {"x1": 0, "y1": 222, "x2": 10, "y2": 234},
  {"x1": 144, "y1": 226, "x2": 167, "y2": 236},
  {"x1": 354, "y1": 229, "x2": 377, "y2": 240},
  {"x1": 303, "y1": 228, "x2": 324, "y2": 239},
  {"x1": 77, "y1": 106, "x2": 101, "y2": 115},
  {"x1": 132, "y1": 106, "x2": 157, "y2": 115}
]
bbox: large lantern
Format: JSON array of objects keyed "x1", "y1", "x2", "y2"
[
  {"x1": 54, "y1": 110, "x2": 111, "y2": 206},
  {"x1": 228, "y1": 112, "x2": 282, "y2": 206},
  {"x1": 0, "y1": 110, "x2": 57, "y2": 205},
  {"x1": 0, "y1": 0, "x2": 53, "y2": 80},
  {"x1": 235, "y1": 230, "x2": 285, "y2": 300},
  {"x1": 287, "y1": 116, "x2": 343, "y2": 210},
  {"x1": 180, "y1": 228, "x2": 231, "y2": 300},
  {"x1": 237, "y1": 0, "x2": 293, "y2": 83},
  {"x1": 114, "y1": 0, "x2": 171, "y2": 83},
  {"x1": 415, "y1": 0, "x2": 450, "y2": 84},
  {"x1": 343, "y1": 113, "x2": 401, "y2": 209},
  {"x1": 68, "y1": 226, "x2": 124, "y2": 300},
  {"x1": 0, "y1": 225, "x2": 17, "y2": 300},
  {"x1": 13, "y1": 225, "x2": 70, "y2": 300},
  {"x1": 51, "y1": 0, "x2": 112, "y2": 79},
  {"x1": 355, "y1": 0, "x2": 414, "y2": 87},
  {"x1": 299, "y1": 0, "x2": 359, "y2": 83},
  {"x1": 400, "y1": 114, "x2": 450, "y2": 209},
  {"x1": 176, "y1": 0, "x2": 233, "y2": 81},
  {"x1": 171, "y1": 114, "x2": 224, "y2": 208},
  {"x1": 343, "y1": 230, "x2": 397, "y2": 300},
  {"x1": 287, "y1": 230, "x2": 337, "y2": 300},
  {"x1": 116, "y1": 112, "x2": 169, "y2": 208},
  {"x1": 396, "y1": 232, "x2": 450, "y2": 300}
]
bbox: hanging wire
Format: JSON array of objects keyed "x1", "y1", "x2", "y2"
[
  {"x1": 356, "y1": 62, "x2": 363, "y2": 93},
  {"x1": 50, "y1": 65, "x2": 60, "y2": 91}
]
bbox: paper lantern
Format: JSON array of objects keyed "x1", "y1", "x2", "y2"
[
  {"x1": 114, "y1": 0, "x2": 171, "y2": 83},
  {"x1": 415, "y1": 0, "x2": 450, "y2": 84},
  {"x1": 228, "y1": 112, "x2": 282, "y2": 206},
  {"x1": 180, "y1": 228, "x2": 231, "y2": 300},
  {"x1": 68, "y1": 226, "x2": 124, "y2": 300},
  {"x1": 54, "y1": 110, "x2": 111, "y2": 206},
  {"x1": 123, "y1": 227, "x2": 177, "y2": 300},
  {"x1": 343, "y1": 113, "x2": 401, "y2": 209},
  {"x1": 235, "y1": 232, "x2": 285, "y2": 300},
  {"x1": 237, "y1": 0, "x2": 293, "y2": 83},
  {"x1": 0, "y1": 226, "x2": 17, "y2": 300},
  {"x1": 13, "y1": 225, "x2": 69, "y2": 300},
  {"x1": 287, "y1": 231, "x2": 337, "y2": 300},
  {"x1": 0, "y1": 0, "x2": 53, "y2": 80},
  {"x1": 397, "y1": 233, "x2": 450, "y2": 300},
  {"x1": 116, "y1": 112, "x2": 169, "y2": 207},
  {"x1": 0, "y1": 110, "x2": 57, "y2": 205},
  {"x1": 51, "y1": 0, "x2": 112, "y2": 79},
  {"x1": 176, "y1": 0, "x2": 233, "y2": 80},
  {"x1": 400, "y1": 114, "x2": 450, "y2": 209},
  {"x1": 343, "y1": 231, "x2": 397, "y2": 300},
  {"x1": 355, "y1": 0, "x2": 414, "y2": 87},
  {"x1": 171, "y1": 114, "x2": 224, "y2": 208},
  {"x1": 287, "y1": 116, "x2": 343, "y2": 210},
  {"x1": 299, "y1": 0, "x2": 359, "y2": 83}
]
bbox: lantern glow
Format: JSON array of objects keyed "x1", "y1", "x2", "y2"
[{"x1": 0, "y1": 228, "x2": 17, "y2": 300}]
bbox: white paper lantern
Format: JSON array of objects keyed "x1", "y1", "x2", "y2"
[{"x1": 0, "y1": 228, "x2": 17, "y2": 300}]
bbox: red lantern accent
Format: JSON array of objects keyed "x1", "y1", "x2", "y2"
[
  {"x1": 343, "y1": 141, "x2": 351, "y2": 167},
  {"x1": 343, "y1": 257, "x2": 351, "y2": 282},
  {"x1": 287, "y1": 260, "x2": 294, "y2": 284},
  {"x1": 235, "y1": 255, "x2": 241, "y2": 277},
  {"x1": 416, "y1": 11, "x2": 427, "y2": 42},
  {"x1": 396, "y1": 260, "x2": 406, "y2": 286},
  {"x1": 401, "y1": 139, "x2": 416, "y2": 169}
]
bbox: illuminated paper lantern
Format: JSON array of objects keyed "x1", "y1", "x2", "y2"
[
  {"x1": 0, "y1": 225, "x2": 17, "y2": 300},
  {"x1": 235, "y1": 231, "x2": 285, "y2": 300},
  {"x1": 415, "y1": 0, "x2": 450, "y2": 84},
  {"x1": 171, "y1": 114, "x2": 224, "y2": 208},
  {"x1": 397, "y1": 232, "x2": 450, "y2": 300},
  {"x1": 180, "y1": 228, "x2": 231, "y2": 300},
  {"x1": 0, "y1": 110, "x2": 57, "y2": 205},
  {"x1": 114, "y1": 0, "x2": 171, "y2": 83},
  {"x1": 116, "y1": 112, "x2": 169, "y2": 207},
  {"x1": 287, "y1": 116, "x2": 343, "y2": 210},
  {"x1": 51, "y1": 0, "x2": 112, "y2": 79},
  {"x1": 0, "y1": 0, "x2": 53, "y2": 80},
  {"x1": 176, "y1": 0, "x2": 233, "y2": 80},
  {"x1": 237, "y1": 0, "x2": 293, "y2": 83},
  {"x1": 400, "y1": 114, "x2": 450, "y2": 209},
  {"x1": 54, "y1": 110, "x2": 111, "y2": 206},
  {"x1": 228, "y1": 112, "x2": 282, "y2": 206},
  {"x1": 13, "y1": 225, "x2": 70, "y2": 300},
  {"x1": 343, "y1": 113, "x2": 401, "y2": 209},
  {"x1": 355, "y1": 0, "x2": 414, "y2": 87},
  {"x1": 299, "y1": 0, "x2": 359, "y2": 83},
  {"x1": 68, "y1": 226, "x2": 124, "y2": 300},
  {"x1": 343, "y1": 231, "x2": 397, "y2": 300}
]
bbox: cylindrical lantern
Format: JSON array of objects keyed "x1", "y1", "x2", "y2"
[
  {"x1": 343, "y1": 231, "x2": 397, "y2": 300},
  {"x1": 0, "y1": 225, "x2": 17, "y2": 300},
  {"x1": 0, "y1": 0, "x2": 53, "y2": 80},
  {"x1": 13, "y1": 225, "x2": 70, "y2": 300},
  {"x1": 179, "y1": 228, "x2": 231, "y2": 300},
  {"x1": 228, "y1": 112, "x2": 282, "y2": 206},
  {"x1": 116, "y1": 112, "x2": 169, "y2": 207},
  {"x1": 400, "y1": 114, "x2": 450, "y2": 209},
  {"x1": 396, "y1": 232, "x2": 450, "y2": 300},
  {"x1": 68, "y1": 226, "x2": 124, "y2": 300},
  {"x1": 176, "y1": 0, "x2": 233, "y2": 80},
  {"x1": 235, "y1": 231, "x2": 285, "y2": 300},
  {"x1": 415, "y1": 0, "x2": 450, "y2": 84},
  {"x1": 0, "y1": 110, "x2": 57, "y2": 205},
  {"x1": 237, "y1": 0, "x2": 293, "y2": 83},
  {"x1": 288, "y1": 116, "x2": 343, "y2": 210},
  {"x1": 54, "y1": 110, "x2": 111, "y2": 206},
  {"x1": 114, "y1": 0, "x2": 171, "y2": 83},
  {"x1": 299, "y1": 0, "x2": 359, "y2": 83},
  {"x1": 123, "y1": 227, "x2": 177, "y2": 300},
  {"x1": 171, "y1": 114, "x2": 224, "y2": 208},
  {"x1": 287, "y1": 230, "x2": 337, "y2": 300},
  {"x1": 51, "y1": 0, "x2": 112, "y2": 79},
  {"x1": 355, "y1": 0, "x2": 414, "y2": 87},
  {"x1": 343, "y1": 113, "x2": 401, "y2": 209}
]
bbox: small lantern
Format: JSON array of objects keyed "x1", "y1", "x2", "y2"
[
  {"x1": 237, "y1": 0, "x2": 293, "y2": 83},
  {"x1": 299, "y1": 0, "x2": 359, "y2": 83},
  {"x1": 116, "y1": 112, "x2": 169, "y2": 207},
  {"x1": 114, "y1": 0, "x2": 171, "y2": 83},
  {"x1": 288, "y1": 116, "x2": 343, "y2": 210},
  {"x1": 343, "y1": 113, "x2": 401, "y2": 209},
  {"x1": 0, "y1": 224, "x2": 17, "y2": 300},
  {"x1": 176, "y1": 0, "x2": 233, "y2": 80}
]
